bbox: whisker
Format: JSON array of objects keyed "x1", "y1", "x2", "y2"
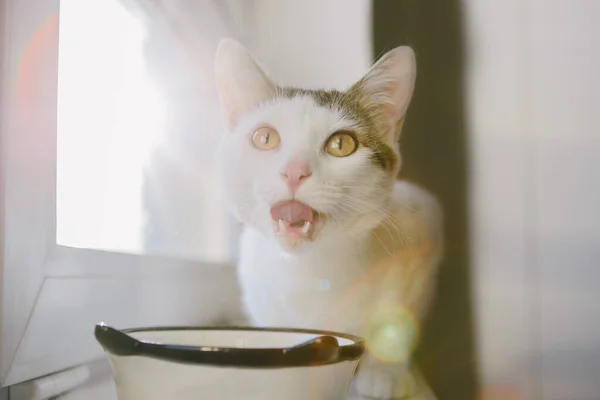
[
  {"x1": 372, "y1": 230, "x2": 392, "y2": 256},
  {"x1": 336, "y1": 197, "x2": 411, "y2": 244}
]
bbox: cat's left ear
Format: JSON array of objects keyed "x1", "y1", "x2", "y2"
[
  {"x1": 351, "y1": 46, "x2": 416, "y2": 144},
  {"x1": 215, "y1": 39, "x2": 277, "y2": 131}
]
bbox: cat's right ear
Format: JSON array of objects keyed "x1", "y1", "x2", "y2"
[{"x1": 215, "y1": 39, "x2": 277, "y2": 131}]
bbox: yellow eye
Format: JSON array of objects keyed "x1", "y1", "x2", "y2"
[
  {"x1": 325, "y1": 131, "x2": 358, "y2": 157},
  {"x1": 252, "y1": 126, "x2": 280, "y2": 150}
]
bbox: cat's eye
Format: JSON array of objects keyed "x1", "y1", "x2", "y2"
[
  {"x1": 324, "y1": 131, "x2": 358, "y2": 157},
  {"x1": 252, "y1": 126, "x2": 280, "y2": 150}
]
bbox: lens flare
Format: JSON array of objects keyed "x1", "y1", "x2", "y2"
[
  {"x1": 16, "y1": 13, "x2": 60, "y2": 121},
  {"x1": 366, "y1": 304, "x2": 420, "y2": 363}
]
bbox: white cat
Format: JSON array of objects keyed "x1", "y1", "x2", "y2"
[{"x1": 215, "y1": 39, "x2": 444, "y2": 400}]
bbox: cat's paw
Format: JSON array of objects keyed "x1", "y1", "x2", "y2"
[
  {"x1": 349, "y1": 365, "x2": 398, "y2": 399},
  {"x1": 348, "y1": 364, "x2": 419, "y2": 400},
  {"x1": 347, "y1": 367, "x2": 437, "y2": 400}
]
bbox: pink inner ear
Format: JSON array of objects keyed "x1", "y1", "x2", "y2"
[{"x1": 380, "y1": 99, "x2": 402, "y2": 124}]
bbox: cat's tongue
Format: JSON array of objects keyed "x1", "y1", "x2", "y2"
[{"x1": 270, "y1": 200, "x2": 314, "y2": 224}]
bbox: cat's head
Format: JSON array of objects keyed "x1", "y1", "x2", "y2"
[{"x1": 215, "y1": 39, "x2": 416, "y2": 253}]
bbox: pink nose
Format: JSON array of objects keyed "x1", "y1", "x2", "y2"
[{"x1": 281, "y1": 161, "x2": 312, "y2": 191}]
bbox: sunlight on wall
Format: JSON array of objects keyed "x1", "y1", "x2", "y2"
[{"x1": 56, "y1": 0, "x2": 165, "y2": 253}]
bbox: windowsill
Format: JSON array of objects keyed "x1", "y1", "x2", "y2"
[
  {"x1": 55, "y1": 359, "x2": 116, "y2": 400},
  {"x1": 56, "y1": 376, "x2": 117, "y2": 400},
  {"x1": 9, "y1": 359, "x2": 117, "y2": 400}
]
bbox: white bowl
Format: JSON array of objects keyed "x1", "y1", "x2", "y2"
[{"x1": 95, "y1": 324, "x2": 365, "y2": 400}]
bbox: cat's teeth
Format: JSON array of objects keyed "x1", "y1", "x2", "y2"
[
  {"x1": 302, "y1": 221, "x2": 311, "y2": 234},
  {"x1": 278, "y1": 219, "x2": 286, "y2": 233}
]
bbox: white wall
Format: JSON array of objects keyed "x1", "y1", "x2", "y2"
[
  {"x1": 466, "y1": 0, "x2": 600, "y2": 398},
  {"x1": 249, "y1": 0, "x2": 372, "y2": 89},
  {"x1": 531, "y1": 1, "x2": 600, "y2": 399}
]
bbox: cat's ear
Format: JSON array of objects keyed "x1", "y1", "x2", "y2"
[
  {"x1": 215, "y1": 39, "x2": 277, "y2": 131},
  {"x1": 351, "y1": 46, "x2": 416, "y2": 143}
]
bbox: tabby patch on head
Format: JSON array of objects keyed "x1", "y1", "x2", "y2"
[{"x1": 215, "y1": 39, "x2": 416, "y2": 253}]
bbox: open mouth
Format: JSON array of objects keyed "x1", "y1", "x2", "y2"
[{"x1": 270, "y1": 200, "x2": 320, "y2": 239}]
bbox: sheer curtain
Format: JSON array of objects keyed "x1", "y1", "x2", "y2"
[{"x1": 118, "y1": 0, "x2": 251, "y2": 263}]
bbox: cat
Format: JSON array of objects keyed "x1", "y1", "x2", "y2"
[{"x1": 214, "y1": 39, "x2": 444, "y2": 400}]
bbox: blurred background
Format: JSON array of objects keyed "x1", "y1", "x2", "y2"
[{"x1": 52, "y1": 0, "x2": 599, "y2": 399}]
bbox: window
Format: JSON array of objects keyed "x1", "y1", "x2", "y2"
[
  {"x1": 57, "y1": 0, "x2": 235, "y2": 262},
  {"x1": 57, "y1": 0, "x2": 165, "y2": 254}
]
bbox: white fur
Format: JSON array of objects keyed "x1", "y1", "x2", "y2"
[{"x1": 215, "y1": 39, "x2": 443, "y2": 399}]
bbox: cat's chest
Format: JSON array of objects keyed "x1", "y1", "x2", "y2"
[
  {"x1": 241, "y1": 260, "x2": 366, "y2": 329},
  {"x1": 241, "y1": 246, "x2": 363, "y2": 298},
  {"x1": 238, "y1": 229, "x2": 376, "y2": 329}
]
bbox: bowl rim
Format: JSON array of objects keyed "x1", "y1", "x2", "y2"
[{"x1": 96, "y1": 324, "x2": 365, "y2": 369}]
